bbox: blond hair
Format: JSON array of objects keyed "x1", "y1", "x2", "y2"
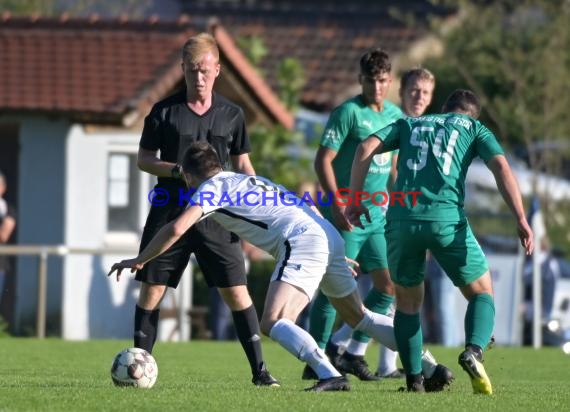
[
  {"x1": 182, "y1": 33, "x2": 220, "y2": 64},
  {"x1": 400, "y1": 67, "x2": 435, "y2": 91}
]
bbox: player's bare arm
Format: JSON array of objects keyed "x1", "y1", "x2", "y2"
[
  {"x1": 345, "y1": 136, "x2": 384, "y2": 228},
  {"x1": 387, "y1": 153, "x2": 398, "y2": 191},
  {"x1": 231, "y1": 153, "x2": 255, "y2": 175},
  {"x1": 315, "y1": 146, "x2": 352, "y2": 231},
  {"x1": 137, "y1": 147, "x2": 178, "y2": 177},
  {"x1": 487, "y1": 155, "x2": 534, "y2": 255},
  {"x1": 108, "y1": 205, "x2": 204, "y2": 281},
  {"x1": 0, "y1": 214, "x2": 15, "y2": 243}
]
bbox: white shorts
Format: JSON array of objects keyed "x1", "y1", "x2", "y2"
[{"x1": 270, "y1": 221, "x2": 357, "y2": 299}]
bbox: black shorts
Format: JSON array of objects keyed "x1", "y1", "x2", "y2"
[{"x1": 135, "y1": 204, "x2": 247, "y2": 288}]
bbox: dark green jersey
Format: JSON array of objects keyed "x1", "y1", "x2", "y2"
[
  {"x1": 320, "y1": 95, "x2": 403, "y2": 211},
  {"x1": 376, "y1": 113, "x2": 504, "y2": 221}
]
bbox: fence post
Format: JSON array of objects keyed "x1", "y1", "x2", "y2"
[{"x1": 37, "y1": 249, "x2": 48, "y2": 338}]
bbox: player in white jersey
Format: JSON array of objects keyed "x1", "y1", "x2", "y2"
[{"x1": 108, "y1": 141, "x2": 445, "y2": 392}]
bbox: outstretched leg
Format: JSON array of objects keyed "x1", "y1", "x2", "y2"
[
  {"x1": 261, "y1": 281, "x2": 350, "y2": 392},
  {"x1": 328, "y1": 287, "x2": 453, "y2": 392}
]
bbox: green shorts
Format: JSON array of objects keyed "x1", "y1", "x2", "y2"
[
  {"x1": 385, "y1": 219, "x2": 488, "y2": 287},
  {"x1": 322, "y1": 205, "x2": 388, "y2": 272}
]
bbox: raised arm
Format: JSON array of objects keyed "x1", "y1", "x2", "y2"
[
  {"x1": 345, "y1": 136, "x2": 384, "y2": 228},
  {"x1": 487, "y1": 155, "x2": 534, "y2": 255},
  {"x1": 350, "y1": 136, "x2": 384, "y2": 195},
  {"x1": 108, "y1": 205, "x2": 204, "y2": 280},
  {"x1": 315, "y1": 146, "x2": 353, "y2": 230},
  {"x1": 387, "y1": 152, "x2": 399, "y2": 191}
]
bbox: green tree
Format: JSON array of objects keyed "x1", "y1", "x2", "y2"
[
  {"x1": 236, "y1": 36, "x2": 314, "y2": 190},
  {"x1": 425, "y1": 0, "x2": 570, "y2": 170},
  {"x1": 248, "y1": 124, "x2": 315, "y2": 191},
  {"x1": 0, "y1": 0, "x2": 56, "y2": 15},
  {"x1": 236, "y1": 36, "x2": 268, "y2": 67},
  {"x1": 425, "y1": 0, "x2": 570, "y2": 252},
  {"x1": 277, "y1": 57, "x2": 305, "y2": 112},
  {"x1": 0, "y1": 0, "x2": 151, "y2": 17}
]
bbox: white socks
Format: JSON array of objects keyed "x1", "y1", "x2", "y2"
[
  {"x1": 351, "y1": 310, "x2": 440, "y2": 377},
  {"x1": 353, "y1": 309, "x2": 397, "y2": 351},
  {"x1": 269, "y1": 318, "x2": 340, "y2": 379},
  {"x1": 346, "y1": 339, "x2": 369, "y2": 357},
  {"x1": 421, "y1": 349, "x2": 438, "y2": 378},
  {"x1": 377, "y1": 345, "x2": 399, "y2": 376},
  {"x1": 330, "y1": 323, "x2": 353, "y2": 351}
]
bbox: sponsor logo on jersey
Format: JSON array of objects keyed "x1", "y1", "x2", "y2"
[
  {"x1": 372, "y1": 152, "x2": 391, "y2": 167},
  {"x1": 323, "y1": 128, "x2": 340, "y2": 144}
]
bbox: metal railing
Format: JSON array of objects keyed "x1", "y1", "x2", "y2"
[{"x1": 0, "y1": 245, "x2": 140, "y2": 338}]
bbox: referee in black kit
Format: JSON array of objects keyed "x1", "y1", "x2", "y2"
[{"x1": 132, "y1": 32, "x2": 278, "y2": 387}]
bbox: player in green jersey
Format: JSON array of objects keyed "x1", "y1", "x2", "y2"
[
  {"x1": 347, "y1": 89, "x2": 534, "y2": 393},
  {"x1": 309, "y1": 48, "x2": 401, "y2": 382},
  {"x1": 306, "y1": 49, "x2": 453, "y2": 389},
  {"x1": 325, "y1": 67, "x2": 451, "y2": 383}
]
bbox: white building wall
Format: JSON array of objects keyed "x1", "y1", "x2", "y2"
[
  {"x1": 63, "y1": 126, "x2": 144, "y2": 340},
  {"x1": 450, "y1": 254, "x2": 523, "y2": 346},
  {"x1": 11, "y1": 119, "x2": 198, "y2": 340},
  {"x1": 15, "y1": 117, "x2": 70, "y2": 335}
]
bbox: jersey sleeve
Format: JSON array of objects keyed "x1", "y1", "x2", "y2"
[
  {"x1": 190, "y1": 180, "x2": 223, "y2": 215},
  {"x1": 475, "y1": 123, "x2": 504, "y2": 162},
  {"x1": 319, "y1": 104, "x2": 353, "y2": 151},
  {"x1": 139, "y1": 107, "x2": 163, "y2": 151},
  {"x1": 372, "y1": 118, "x2": 406, "y2": 152},
  {"x1": 229, "y1": 108, "x2": 251, "y2": 155}
]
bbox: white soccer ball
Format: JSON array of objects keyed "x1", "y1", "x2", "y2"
[{"x1": 110, "y1": 348, "x2": 158, "y2": 388}]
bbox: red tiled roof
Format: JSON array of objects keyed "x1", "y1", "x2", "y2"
[
  {"x1": 182, "y1": 2, "x2": 454, "y2": 112},
  {"x1": 0, "y1": 14, "x2": 293, "y2": 128}
]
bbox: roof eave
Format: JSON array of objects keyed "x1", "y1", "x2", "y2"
[{"x1": 211, "y1": 23, "x2": 294, "y2": 130}]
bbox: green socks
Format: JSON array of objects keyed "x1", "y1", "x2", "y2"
[
  {"x1": 465, "y1": 293, "x2": 495, "y2": 351},
  {"x1": 394, "y1": 310, "x2": 423, "y2": 375},
  {"x1": 308, "y1": 290, "x2": 337, "y2": 349}
]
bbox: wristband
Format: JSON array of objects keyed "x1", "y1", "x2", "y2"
[{"x1": 171, "y1": 164, "x2": 183, "y2": 179}]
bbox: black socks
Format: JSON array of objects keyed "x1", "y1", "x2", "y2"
[
  {"x1": 134, "y1": 305, "x2": 160, "y2": 353},
  {"x1": 232, "y1": 304, "x2": 264, "y2": 374}
]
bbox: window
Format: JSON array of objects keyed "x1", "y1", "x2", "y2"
[{"x1": 107, "y1": 153, "x2": 142, "y2": 233}]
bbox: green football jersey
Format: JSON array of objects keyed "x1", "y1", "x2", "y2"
[
  {"x1": 320, "y1": 95, "x2": 403, "y2": 210},
  {"x1": 376, "y1": 113, "x2": 504, "y2": 221}
]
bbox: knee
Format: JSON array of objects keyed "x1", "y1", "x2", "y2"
[
  {"x1": 395, "y1": 286, "x2": 423, "y2": 314},
  {"x1": 218, "y1": 285, "x2": 253, "y2": 311},
  {"x1": 395, "y1": 298, "x2": 422, "y2": 314},
  {"x1": 461, "y1": 272, "x2": 494, "y2": 300},
  {"x1": 371, "y1": 269, "x2": 395, "y2": 295},
  {"x1": 138, "y1": 283, "x2": 166, "y2": 310}
]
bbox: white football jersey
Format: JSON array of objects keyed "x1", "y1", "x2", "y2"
[{"x1": 189, "y1": 172, "x2": 323, "y2": 256}]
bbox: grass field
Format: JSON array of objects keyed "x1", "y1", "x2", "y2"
[{"x1": 1, "y1": 338, "x2": 569, "y2": 412}]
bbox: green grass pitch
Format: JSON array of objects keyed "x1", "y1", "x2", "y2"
[{"x1": 1, "y1": 338, "x2": 569, "y2": 411}]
